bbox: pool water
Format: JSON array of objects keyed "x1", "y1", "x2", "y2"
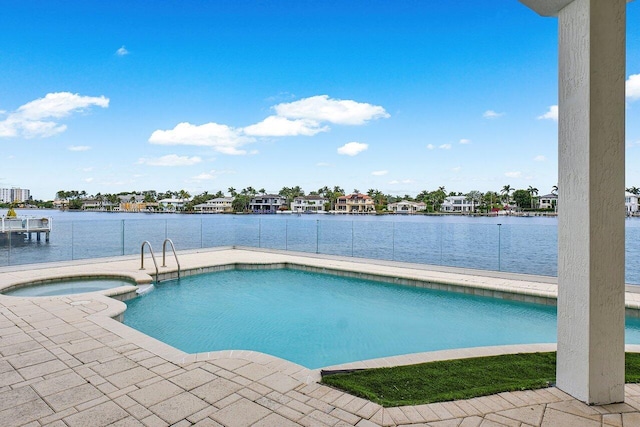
[
  {"x1": 123, "y1": 269, "x2": 640, "y2": 369},
  {"x1": 2, "y1": 279, "x2": 133, "y2": 297}
]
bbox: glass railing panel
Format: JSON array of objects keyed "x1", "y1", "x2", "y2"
[
  {"x1": 0, "y1": 240, "x2": 7, "y2": 267},
  {"x1": 123, "y1": 219, "x2": 167, "y2": 255},
  {"x1": 440, "y1": 223, "x2": 499, "y2": 271},
  {"x1": 498, "y1": 223, "x2": 557, "y2": 277},
  {"x1": 317, "y1": 219, "x2": 354, "y2": 257},
  {"x1": 70, "y1": 220, "x2": 125, "y2": 260},
  {"x1": 257, "y1": 217, "x2": 286, "y2": 250},
  {"x1": 201, "y1": 215, "x2": 235, "y2": 248},
  {"x1": 166, "y1": 218, "x2": 204, "y2": 250},
  {"x1": 4, "y1": 220, "x2": 72, "y2": 265},
  {"x1": 393, "y1": 221, "x2": 443, "y2": 265},
  {"x1": 232, "y1": 216, "x2": 260, "y2": 247},
  {"x1": 352, "y1": 220, "x2": 394, "y2": 261},
  {"x1": 285, "y1": 218, "x2": 319, "y2": 253},
  {"x1": 626, "y1": 223, "x2": 640, "y2": 285}
]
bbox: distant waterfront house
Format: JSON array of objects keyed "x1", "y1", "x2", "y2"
[
  {"x1": 440, "y1": 196, "x2": 475, "y2": 213},
  {"x1": 52, "y1": 199, "x2": 69, "y2": 210},
  {"x1": 158, "y1": 198, "x2": 190, "y2": 212},
  {"x1": 291, "y1": 195, "x2": 328, "y2": 213},
  {"x1": 249, "y1": 194, "x2": 286, "y2": 214},
  {"x1": 626, "y1": 192, "x2": 639, "y2": 215},
  {"x1": 388, "y1": 200, "x2": 426, "y2": 214},
  {"x1": 81, "y1": 199, "x2": 105, "y2": 211},
  {"x1": 538, "y1": 193, "x2": 558, "y2": 211},
  {"x1": 335, "y1": 193, "x2": 375, "y2": 213},
  {"x1": 194, "y1": 197, "x2": 234, "y2": 214},
  {"x1": 118, "y1": 194, "x2": 147, "y2": 212}
]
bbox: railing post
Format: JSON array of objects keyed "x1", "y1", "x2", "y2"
[
  {"x1": 351, "y1": 221, "x2": 354, "y2": 257},
  {"x1": 392, "y1": 221, "x2": 395, "y2": 261},
  {"x1": 497, "y1": 223, "x2": 502, "y2": 271}
]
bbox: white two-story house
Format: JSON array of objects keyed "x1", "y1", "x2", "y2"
[
  {"x1": 193, "y1": 197, "x2": 235, "y2": 213},
  {"x1": 291, "y1": 195, "x2": 328, "y2": 213},
  {"x1": 440, "y1": 196, "x2": 475, "y2": 213}
]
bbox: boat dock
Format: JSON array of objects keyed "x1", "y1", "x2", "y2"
[{"x1": 0, "y1": 217, "x2": 52, "y2": 242}]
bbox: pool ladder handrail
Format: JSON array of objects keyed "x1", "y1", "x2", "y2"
[
  {"x1": 140, "y1": 241, "x2": 159, "y2": 283},
  {"x1": 162, "y1": 238, "x2": 181, "y2": 279}
]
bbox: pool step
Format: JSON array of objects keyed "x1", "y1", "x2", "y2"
[{"x1": 136, "y1": 284, "x2": 155, "y2": 296}]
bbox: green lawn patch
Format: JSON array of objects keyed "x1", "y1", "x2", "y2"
[{"x1": 321, "y1": 352, "x2": 640, "y2": 407}]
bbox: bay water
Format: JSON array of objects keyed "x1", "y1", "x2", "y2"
[{"x1": 3, "y1": 208, "x2": 640, "y2": 284}]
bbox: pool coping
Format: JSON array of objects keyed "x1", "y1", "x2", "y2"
[{"x1": 3, "y1": 246, "x2": 640, "y2": 382}]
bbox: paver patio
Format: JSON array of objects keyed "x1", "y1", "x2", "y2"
[{"x1": 2, "y1": 248, "x2": 640, "y2": 426}]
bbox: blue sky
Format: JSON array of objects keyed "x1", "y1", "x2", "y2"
[{"x1": 1, "y1": 1, "x2": 639, "y2": 200}]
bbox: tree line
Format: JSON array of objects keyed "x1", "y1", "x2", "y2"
[{"x1": 43, "y1": 184, "x2": 560, "y2": 213}]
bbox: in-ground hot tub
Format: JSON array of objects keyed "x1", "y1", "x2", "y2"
[{"x1": 1, "y1": 277, "x2": 137, "y2": 297}]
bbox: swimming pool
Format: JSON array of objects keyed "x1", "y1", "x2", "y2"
[
  {"x1": 2, "y1": 278, "x2": 135, "y2": 297},
  {"x1": 123, "y1": 268, "x2": 640, "y2": 369}
]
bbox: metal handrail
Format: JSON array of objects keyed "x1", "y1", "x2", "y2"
[
  {"x1": 140, "y1": 241, "x2": 159, "y2": 282},
  {"x1": 162, "y1": 238, "x2": 181, "y2": 279}
]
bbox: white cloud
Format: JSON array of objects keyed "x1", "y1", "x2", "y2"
[
  {"x1": 505, "y1": 171, "x2": 522, "y2": 178},
  {"x1": 81, "y1": 167, "x2": 94, "y2": 172},
  {"x1": 149, "y1": 122, "x2": 254, "y2": 155},
  {"x1": 627, "y1": 140, "x2": 640, "y2": 148},
  {"x1": 459, "y1": 139, "x2": 471, "y2": 144},
  {"x1": 534, "y1": 155, "x2": 546, "y2": 161},
  {"x1": 274, "y1": 95, "x2": 389, "y2": 125},
  {"x1": 427, "y1": 144, "x2": 435, "y2": 150},
  {"x1": 116, "y1": 46, "x2": 129, "y2": 56},
  {"x1": 483, "y1": 110, "x2": 505, "y2": 119},
  {"x1": 68, "y1": 145, "x2": 91, "y2": 152},
  {"x1": 452, "y1": 166, "x2": 461, "y2": 172},
  {"x1": 137, "y1": 154, "x2": 202, "y2": 166},
  {"x1": 439, "y1": 144, "x2": 452, "y2": 150},
  {"x1": 371, "y1": 170, "x2": 388, "y2": 176},
  {"x1": 242, "y1": 116, "x2": 327, "y2": 136},
  {"x1": 189, "y1": 169, "x2": 232, "y2": 181},
  {"x1": 83, "y1": 178, "x2": 94, "y2": 183},
  {"x1": 628, "y1": 74, "x2": 640, "y2": 101},
  {"x1": 337, "y1": 142, "x2": 368, "y2": 156},
  {"x1": 0, "y1": 92, "x2": 109, "y2": 138},
  {"x1": 388, "y1": 179, "x2": 414, "y2": 185},
  {"x1": 538, "y1": 105, "x2": 558, "y2": 122}
]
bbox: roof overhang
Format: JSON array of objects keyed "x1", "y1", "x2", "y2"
[{"x1": 519, "y1": 0, "x2": 634, "y2": 17}]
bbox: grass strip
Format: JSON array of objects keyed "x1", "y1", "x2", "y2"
[{"x1": 321, "y1": 352, "x2": 640, "y2": 407}]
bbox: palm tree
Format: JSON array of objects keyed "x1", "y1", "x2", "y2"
[
  {"x1": 465, "y1": 191, "x2": 483, "y2": 213},
  {"x1": 627, "y1": 187, "x2": 640, "y2": 195},
  {"x1": 551, "y1": 185, "x2": 558, "y2": 195},
  {"x1": 528, "y1": 186, "x2": 539, "y2": 209},
  {"x1": 228, "y1": 187, "x2": 237, "y2": 197},
  {"x1": 501, "y1": 185, "x2": 513, "y2": 203}
]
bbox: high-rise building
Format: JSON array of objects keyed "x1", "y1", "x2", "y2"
[
  {"x1": 0, "y1": 188, "x2": 11, "y2": 203},
  {"x1": 0, "y1": 187, "x2": 31, "y2": 203}
]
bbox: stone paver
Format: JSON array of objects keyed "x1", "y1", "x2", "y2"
[{"x1": 3, "y1": 248, "x2": 640, "y2": 426}]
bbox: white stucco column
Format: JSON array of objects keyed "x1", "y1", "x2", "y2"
[{"x1": 519, "y1": 0, "x2": 628, "y2": 404}]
